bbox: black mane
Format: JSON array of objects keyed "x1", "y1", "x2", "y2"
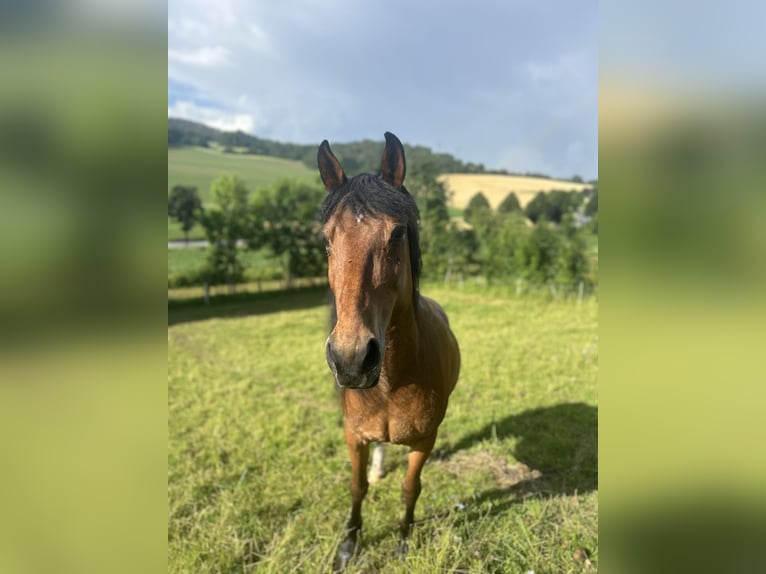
[{"x1": 320, "y1": 173, "x2": 422, "y2": 305}]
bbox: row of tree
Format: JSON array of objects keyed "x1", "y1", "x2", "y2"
[
  {"x1": 168, "y1": 168, "x2": 598, "y2": 292},
  {"x1": 168, "y1": 176, "x2": 326, "y2": 288}
]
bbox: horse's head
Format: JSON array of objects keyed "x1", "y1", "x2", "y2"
[{"x1": 318, "y1": 132, "x2": 421, "y2": 389}]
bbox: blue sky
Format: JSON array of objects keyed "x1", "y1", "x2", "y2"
[{"x1": 168, "y1": 0, "x2": 597, "y2": 180}]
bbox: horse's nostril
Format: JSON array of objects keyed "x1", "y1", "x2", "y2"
[
  {"x1": 325, "y1": 340, "x2": 340, "y2": 373},
  {"x1": 361, "y1": 338, "x2": 381, "y2": 373}
]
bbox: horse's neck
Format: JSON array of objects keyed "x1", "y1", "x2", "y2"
[{"x1": 382, "y1": 298, "x2": 420, "y2": 383}]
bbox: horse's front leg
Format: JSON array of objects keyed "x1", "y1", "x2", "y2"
[
  {"x1": 333, "y1": 432, "x2": 369, "y2": 572},
  {"x1": 368, "y1": 443, "x2": 386, "y2": 483},
  {"x1": 397, "y1": 443, "x2": 433, "y2": 556}
]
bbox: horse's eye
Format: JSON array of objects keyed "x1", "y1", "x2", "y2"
[{"x1": 389, "y1": 225, "x2": 406, "y2": 246}]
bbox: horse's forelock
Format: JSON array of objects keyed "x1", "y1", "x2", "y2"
[{"x1": 320, "y1": 173, "x2": 421, "y2": 308}]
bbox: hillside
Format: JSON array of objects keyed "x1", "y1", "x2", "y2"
[
  {"x1": 439, "y1": 173, "x2": 593, "y2": 210},
  {"x1": 168, "y1": 147, "x2": 316, "y2": 203},
  {"x1": 168, "y1": 118, "x2": 486, "y2": 174}
]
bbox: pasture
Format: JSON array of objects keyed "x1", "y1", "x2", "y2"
[
  {"x1": 168, "y1": 147, "x2": 317, "y2": 203},
  {"x1": 438, "y1": 174, "x2": 593, "y2": 210},
  {"x1": 167, "y1": 248, "x2": 281, "y2": 284},
  {"x1": 168, "y1": 284, "x2": 598, "y2": 573}
]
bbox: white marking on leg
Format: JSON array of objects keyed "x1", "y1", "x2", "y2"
[{"x1": 368, "y1": 443, "x2": 386, "y2": 483}]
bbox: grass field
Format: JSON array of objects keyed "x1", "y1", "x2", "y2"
[
  {"x1": 167, "y1": 248, "x2": 281, "y2": 281},
  {"x1": 439, "y1": 174, "x2": 593, "y2": 211},
  {"x1": 169, "y1": 147, "x2": 317, "y2": 202},
  {"x1": 168, "y1": 147, "x2": 318, "y2": 240},
  {"x1": 168, "y1": 284, "x2": 598, "y2": 573}
]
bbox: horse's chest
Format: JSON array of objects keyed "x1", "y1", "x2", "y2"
[{"x1": 346, "y1": 387, "x2": 443, "y2": 446}]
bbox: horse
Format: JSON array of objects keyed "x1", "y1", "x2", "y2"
[{"x1": 317, "y1": 132, "x2": 461, "y2": 571}]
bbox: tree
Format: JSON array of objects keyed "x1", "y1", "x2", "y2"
[
  {"x1": 556, "y1": 230, "x2": 588, "y2": 287},
  {"x1": 482, "y1": 212, "x2": 528, "y2": 282},
  {"x1": 252, "y1": 178, "x2": 325, "y2": 287},
  {"x1": 497, "y1": 192, "x2": 522, "y2": 214},
  {"x1": 199, "y1": 175, "x2": 251, "y2": 291},
  {"x1": 524, "y1": 190, "x2": 580, "y2": 224},
  {"x1": 168, "y1": 185, "x2": 202, "y2": 243},
  {"x1": 407, "y1": 163, "x2": 453, "y2": 278},
  {"x1": 524, "y1": 191, "x2": 548, "y2": 224},
  {"x1": 584, "y1": 186, "x2": 598, "y2": 216},
  {"x1": 516, "y1": 218, "x2": 561, "y2": 283},
  {"x1": 463, "y1": 192, "x2": 491, "y2": 225}
]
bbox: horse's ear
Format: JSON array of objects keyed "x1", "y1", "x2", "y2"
[
  {"x1": 380, "y1": 132, "x2": 406, "y2": 190},
  {"x1": 317, "y1": 140, "x2": 347, "y2": 192}
]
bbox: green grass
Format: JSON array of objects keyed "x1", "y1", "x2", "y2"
[
  {"x1": 168, "y1": 284, "x2": 598, "y2": 573},
  {"x1": 168, "y1": 147, "x2": 318, "y2": 240},
  {"x1": 167, "y1": 247, "x2": 281, "y2": 280},
  {"x1": 168, "y1": 219, "x2": 200, "y2": 242},
  {"x1": 169, "y1": 147, "x2": 317, "y2": 202}
]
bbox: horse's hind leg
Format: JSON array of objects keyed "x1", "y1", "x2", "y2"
[
  {"x1": 333, "y1": 436, "x2": 369, "y2": 572},
  {"x1": 368, "y1": 443, "x2": 385, "y2": 483},
  {"x1": 397, "y1": 443, "x2": 433, "y2": 555}
]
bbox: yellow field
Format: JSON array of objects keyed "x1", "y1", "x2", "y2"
[{"x1": 438, "y1": 173, "x2": 593, "y2": 209}]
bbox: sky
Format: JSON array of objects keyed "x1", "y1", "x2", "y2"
[{"x1": 168, "y1": 0, "x2": 598, "y2": 180}]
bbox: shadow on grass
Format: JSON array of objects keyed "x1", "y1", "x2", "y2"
[
  {"x1": 446, "y1": 402, "x2": 598, "y2": 496},
  {"x1": 409, "y1": 401, "x2": 599, "y2": 530},
  {"x1": 168, "y1": 284, "x2": 331, "y2": 326}
]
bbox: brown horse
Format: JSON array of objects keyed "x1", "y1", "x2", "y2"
[{"x1": 317, "y1": 132, "x2": 460, "y2": 571}]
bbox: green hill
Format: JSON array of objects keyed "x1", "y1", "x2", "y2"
[
  {"x1": 168, "y1": 117, "x2": 487, "y2": 174},
  {"x1": 168, "y1": 147, "x2": 317, "y2": 240},
  {"x1": 168, "y1": 147, "x2": 317, "y2": 203}
]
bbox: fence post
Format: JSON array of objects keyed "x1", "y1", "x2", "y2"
[
  {"x1": 578, "y1": 281, "x2": 584, "y2": 303},
  {"x1": 204, "y1": 283, "x2": 210, "y2": 305}
]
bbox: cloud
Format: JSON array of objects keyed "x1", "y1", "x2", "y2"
[
  {"x1": 167, "y1": 1, "x2": 598, "y2": 178},
  {"x1": 525, "y1": 50, "x2": 591, "y2": 90},
  {"x1": 168, "y1": 101, "x2": 255, "y2": 133},
  {"x1": 168, "y1": 46, "x2": 230, "y2": 67},
  {"x1": 167, "y1": 18, "x2": 209, "y2": 40},
  {"x1": 497, "y1": 145, "x2": 558, "y2": 177}
]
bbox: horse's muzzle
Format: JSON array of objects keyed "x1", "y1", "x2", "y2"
[{"x1": 326, "y1": 335, "x2": 382, "y2": 389}]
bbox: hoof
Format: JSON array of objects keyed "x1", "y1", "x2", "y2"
[
  {"x1": 396, "y1": 537, "x2": 410, "y2": 558},
  {"x1": 333, "y1": 536, "x2": 357, "y2": 572}
]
